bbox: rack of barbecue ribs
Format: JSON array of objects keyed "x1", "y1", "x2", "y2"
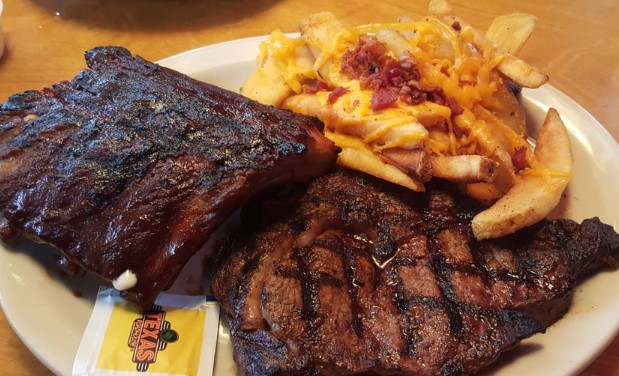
[{"x1": 0, "y1": 46, "x2": 340, "y2": 308}]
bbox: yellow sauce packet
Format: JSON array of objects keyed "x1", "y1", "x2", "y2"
[{"x1": 73, "y1": 287, "x2": 219, "y2": 376}]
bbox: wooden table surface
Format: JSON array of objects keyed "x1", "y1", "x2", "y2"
[{"x1": 1, "y1": 0, "x2": 618, "y2": 375}]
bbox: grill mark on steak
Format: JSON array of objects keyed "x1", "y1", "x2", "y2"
[
  {"x1": 431, "y1": 251, "x2": 467, "y2": 342},
  {"x1": 0, "y1": 46, "x2": 340, "y2": 308},
  {"x1": 211, "y1": 170, "x2": 619, "y2": 375}
]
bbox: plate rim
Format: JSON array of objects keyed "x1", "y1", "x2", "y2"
[{"x1": 1, "y1": 35, "x2": 619, "y2": 376}]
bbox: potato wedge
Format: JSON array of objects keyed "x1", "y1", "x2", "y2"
[
  {"x1": 471, "y1": 108, "x2": 572, "y2": 239},
  {"x1": 328, "y1": 130, "x2": 426, "y2": 192},
  {"x1": 462, "y1": 182, "x2": 503, "y2": 204},
  {"x1": 299, "y1": 12, "x2": 343, "y2": 81},
  {"x1": 241, "y1": 2, "x2": 563, "y2": 230},
  {"x1": 428, "y1": 0, "x2": 453, "y2": 17},
  {"x1": 488, "y1": 144, "x2": 517, "y2": 194},
  {"x1": 496, "y1": 53, "x2": 549, "y2": 88},
  {"x1": 284, "y1": 93, "x2": 429, "y2": 152},
  {"x1": 376, "y1": 29, "x2": 411, "y2": 58},
  {"x1": 489, "y1": 78, "x2": 528, "y2": 137},
  {"x1": 381, "y1": 148, "x2": 431, "y2": 182},
  {"x1": 430, "y1": 155, "x2": 498, "y2": 183},
  {"x1": 299, "y1": 12, "x2": 343, "y2": 52},
  {"x1": 241, "y1": 55, "x2": 292, "y2": 106},
  {"x1": 486, "y1": 13, "x2": 537, "y2": 55}
]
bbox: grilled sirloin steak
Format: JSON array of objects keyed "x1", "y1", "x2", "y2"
[
  {"x1": 0, "y1": 46, "x2": 339, "y2": 308},
  {"x1": 212, "y1": 170, "x2": 619, "y2": 375}
]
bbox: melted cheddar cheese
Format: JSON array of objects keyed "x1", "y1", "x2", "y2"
[
  {"x1": 240, "y1": 11, "x2": 574, "y2": 197},
  {"x1": 258, "y1": 17, "x2": 530, "y2": 162}
]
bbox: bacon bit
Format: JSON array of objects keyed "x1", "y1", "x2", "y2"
[
  {"x1": 458, "y1": 80, "x2": 476, "y2": 87},
  {"x1": 451, "y1": 21, "x2": 462, "y2": 31},
  {"x1": 303, "y1": 79, "x2": 329, "y2": 94},
  {"x1": 425, "y1": 86, "x2": 447, "y2": 106},
  {"x1": 328, "y1": 86, "x2": 349, "y2": 104},
  {"x1": 512, "y1": 146, "x2": 530, "y2": 171},
  {"x1": 451, "y1": 122, "x2": 466, "y2": 139},
  {"x1": 446, "y1": 97, "x2": 464, "y2": 117},
  {"x1": 371, "y1": 88, "x2": 398, "y2": 111},
  {"x1": 341, "y1": 36, "x2": 464, "y2": 112},
  {"x1": 341, "y1": 35, "x2": 389, "y2": 80},
  {"x1": 342, "y1": 36, "x2": 424, "y2": 110},
  {"x1": 406, "y1": 83, "x2": 429, "y2": 105}
]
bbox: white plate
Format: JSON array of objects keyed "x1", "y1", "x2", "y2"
[{"x1": 1, "y1": 36, "x2": 619, "y2": 376}]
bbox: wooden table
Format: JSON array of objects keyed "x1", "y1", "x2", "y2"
[{"x1": 1, "y1": 0, "x2": 618, "y2": 375}]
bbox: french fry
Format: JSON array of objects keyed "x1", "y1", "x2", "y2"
[
  {"x1": 295, "y1": 45, "x2": 317, "y2": 70},
  {"x1": 376, "y1": 29, "x2": 411, "y2": 58},
  {"x1": 488, "y1": 144, "x2": 517, "y2": 193},
  {"x1": 471, "y1": 104, "x2": 527, "y2": 192},
  {"x1": 241, "y1": 1, "x2": 570, "y2": 238},
  {"x1": 299, "y1": 12, "x2": 343, "y2": 81},
  {"x1": 430, "y1": 155, "x2": 498, "y2": 183},
  {"x1": 299, "y1": 12, "x2": 343, "y2": 53},
  {"x1": 284, "y1": 93, "x2": 429, "y2": 151},
  {"x1": 328, "y1": 130, "x2": 426, "y2": 192},
  {"x1": 428, "y1": 0, "x2": 453, "y2": 17},
  {"x1": 486, "y1": 13, "x2": 537, "y2": 55},
  {"x1": 381, "y1": 147, "x2": 431, "y2": 182},
  {"x1": 240, "y1": 56, "x2": 292, "y2": 106},
  {"x1": 488, "y1": 78, "x2": 528, "y2": 137},
  {"x1": 471, "y1": 108, "x2": 572, "y2": 239},
  {"x1": 463, "y1": 182, "x2": 503, "y2": 204},
  {"x1": 472, "y1": 104, "x2": 525, "y2": 154},
  {"x1": 496, "y1": 54, "x2": 549, "y2": 88}
]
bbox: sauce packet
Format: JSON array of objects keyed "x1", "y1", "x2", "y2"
[{"x1": 73, "y1": 287, "x2": 220, "y2": 376}]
